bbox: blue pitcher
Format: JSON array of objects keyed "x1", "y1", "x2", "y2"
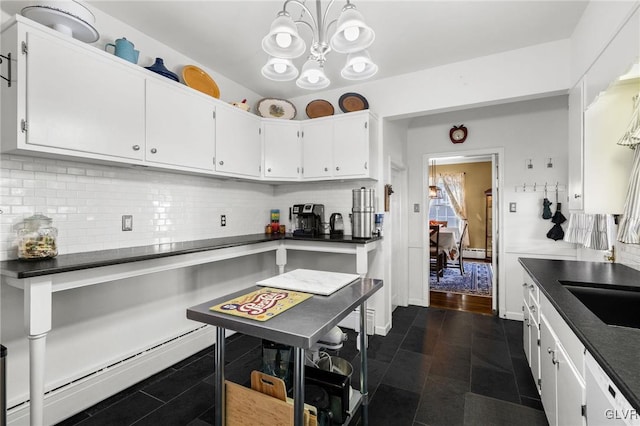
[{"x1": 105, "y1": 37, "x2": 139, "y2": 64}]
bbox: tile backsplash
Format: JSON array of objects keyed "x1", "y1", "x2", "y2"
[
  {"x1": 0, "y1": 155, "x2": 276, "y2": 260},
  {"x1": 0, "y1": 155, "x2": 378, "y2": 261}
]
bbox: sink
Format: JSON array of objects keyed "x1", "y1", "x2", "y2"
[{"x1": 560, "y1": 281, "x2": 640, "y2": 330}]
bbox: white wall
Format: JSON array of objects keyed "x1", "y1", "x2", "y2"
[{"x1": 406, "y1": 96, "x2": 577, "y2": 319}]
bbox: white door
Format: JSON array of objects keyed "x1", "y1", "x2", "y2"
[
  {"x1": 540, "y1": 315, "x2": 558, "y2": 426},
  {"x1": 333, "y1": 114, "x2": 368, "y2": 177},
  {"x1": 301, "y1": 121, "x2": 333, "y2": 178},
  {"x1": 556, "y1": 345, "x2": 585, "y2": 426},
  {"x1": 215, "y1": 106, "x2": 262, "y2": 177},
  {"x1": 26, "y1": 30, "x2": 145, "y2": 160},
  {"x1": 146, "y1": 79, "x2": 215, "y2": 170},
  {"x1": 263, "y1": 120, "x2": 301, "y2": 179},
  {"x1": 391, "y1": 164, "x2": 408, "y2": 308}
]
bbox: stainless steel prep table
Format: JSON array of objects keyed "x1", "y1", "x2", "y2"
[{"x1": 187, "y1": 277, "x2": 383, "y2": 426}]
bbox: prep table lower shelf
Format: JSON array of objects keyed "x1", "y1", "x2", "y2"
[{"x1": 187, "y1": 277, "x2": 383, "y2": 426}]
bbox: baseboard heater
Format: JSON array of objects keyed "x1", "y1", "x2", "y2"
[
  {"x1": 462, "y1": 248, "x2": 486, "y2": 259},
  {"x1": 8, "y1": 324, "x2": 216, "y2": 425}
]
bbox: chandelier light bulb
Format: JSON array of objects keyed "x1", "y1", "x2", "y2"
[
  {"x1": 344, "y1": 26, "x2": 360, "y2": 42},
  {"x1": 274, "y1": 62, "x2": 287, "y2": 73},
  {"x1": 352, "y1": 61, "x2": 366, "y2": 73},
  {"x1": 308, "y1": 73, "x2": 320, "y2": 84},
  {"x1": 275, "y1": 32, "x2": 292, "y2": 48}
]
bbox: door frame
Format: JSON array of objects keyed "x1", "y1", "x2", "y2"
[
  {"x1": 421, "y1": 147, "x2": 504, "y2": 313},
  {"x1": 390, "y1": 160, "x2": 409, "y2": 308}
]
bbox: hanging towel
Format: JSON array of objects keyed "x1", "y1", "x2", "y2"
[{"x1": 542, "y1": 198, "x2": 553, "y2": 219}]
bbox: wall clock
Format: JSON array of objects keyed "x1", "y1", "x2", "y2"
[{"x1": 450, "y1": 125, "x2": 468, "y2": 144}]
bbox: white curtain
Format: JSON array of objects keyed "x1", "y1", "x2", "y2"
[
  {"x1": 440, "y1": 172, "x2": 470, "y2": 248},
  {"x1": 564, "y1": 213, "x2": 615, "y2": 250},
  {"x1": 617, "y1": 146, "x2": 640, "y2": 244}
]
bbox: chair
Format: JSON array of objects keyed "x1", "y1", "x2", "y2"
[
  {"x1": 429, "y1": 220, "x2": 448, "y2": 227},
  {"x1": 429, "y1": 225, "x2": 446, "y2": 281},
  {"x1": 447, "y1": 223, "x2": 468, "y2": 275}
]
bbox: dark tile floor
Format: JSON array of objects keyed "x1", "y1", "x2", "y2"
[{"x1": 56, "y1": 306, "x2": 548, "y2": 426}]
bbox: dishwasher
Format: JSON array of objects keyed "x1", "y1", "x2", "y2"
[{"x1": 585, "y1": 352, "x2": 640, "y2": 426}]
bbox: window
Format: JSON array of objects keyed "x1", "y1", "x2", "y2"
[{"x1": 429, "y1": 177, "x2": 459, "y2": 228}]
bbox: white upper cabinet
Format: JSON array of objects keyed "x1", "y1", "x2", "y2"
[
  {"x1": 301, "y1": 120, "x2": 334, "y2": 179},
  {"x1": 0, "y1": 18, "x2": 378, "y2": 184},
  {"x1": 263, "y1": 119, "x2": 301, "y2": 180},
  {"x1": 146, "y1": 79, "x2": 215, "y2": 171},
  {"x1": 2, "y1": 23, "x2": 146, "y2": 161},
  {"x1": 333, "y1": 113, "x2": 370, "y2": 177},
  {"x1": 567, "y1": 79, "x2": 584, "y2": 210},
  {"x1": 215, "y1": 106, "x2": 262, "y2": 177}
]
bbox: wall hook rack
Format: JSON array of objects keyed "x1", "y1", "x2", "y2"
[
  {"x1": 515, "y1": 182, "x2": 566, "y2": 193},
  {"x1": 0, "y1": 52, "x2": 11, "y2": 88}
]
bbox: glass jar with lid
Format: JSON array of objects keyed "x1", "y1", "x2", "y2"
[{"x1": 17, "y1": 213, "x2": 58, "y2": 259}]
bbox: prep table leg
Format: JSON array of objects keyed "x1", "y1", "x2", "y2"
[
  {"x1": 24, "y1": 276, "x2": 52, "y2": 426},
  {"x1": 360, "y1": 301, "x2": 369, "y2": 425},
  {"x1": 214, "y1": 326, "x2": 225, "y2": 426},
  {"x1": 293, "y1": 347, "x2": 305, "y2": 426}
]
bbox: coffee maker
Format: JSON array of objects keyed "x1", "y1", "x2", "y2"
[{"x1": 292, "y1": 204, "x2": 325, "y2": 236}]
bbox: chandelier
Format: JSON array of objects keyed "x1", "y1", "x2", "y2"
[
  {"x1": 429, "y1": 159, "x2": 442, "y2": 199},
  {"x1": 261, "y1": 0, "x2": 377, "y2": 90}
]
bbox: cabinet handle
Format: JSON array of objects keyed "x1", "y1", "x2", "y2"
[
  {"x1": 529, "y1": 285, "x2": 534, "y2": 290},
  {"x1": 324, "y1": 167, "x2": 328, "y2": 172},
  {"x1": 547, "y1": 348, "x2": 558, "y2": 365},
  {"x1": 574, "y1": 194, "x2": 581, "y2": 199},
  {"x1": 364, "y1": 162, "x2": 367, "y2": 170},
  {"x1": 219, "y1": 160, "x2": 224, "y2": 166},
  {"x1": 267, "y1": 168, "x2": 272, "y2": 173},
  {"x1": 530, "y1": 305, "x2": 536, "y2": 313},
  {"x1": 524, "y1": 318, "x2": 530, "y2": 327},
  {"x1": 150, "y1": 148, "x2": 157, "y2": 154},
  {"x1": 297, "y1": 167, "x2": 300, "y2": 173},
  {"x1": 522, "y1": 283, "x2": 528, "y2": 287},
  {"x1": 336, "y1": 166, "x2": 340, "y2": 171},
  {"x1": 132, "y1": 145, "x2": 140, "y2": 151}
]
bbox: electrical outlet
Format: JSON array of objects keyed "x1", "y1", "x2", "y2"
[
  {"x1": 122, "y1": 215, "x2": 133, "y2": 231},
  {"x1": 221, "y1": 215, "x2": 226, "y2": 227}
]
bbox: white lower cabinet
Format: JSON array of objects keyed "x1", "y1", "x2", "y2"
[
  {"x1": 145, "y1": 79, "x2": 215, "y2": 171},
  {"x1": 540, "y1": 314, "x2": 586, "y2": 426},
  {"x1": 523, "y1": 269, "x2": 586, "y2": 426}
]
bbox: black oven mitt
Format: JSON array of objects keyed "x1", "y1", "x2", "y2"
[{"x1": 542, "y1": 198, "x2": 553, "y2": 219}]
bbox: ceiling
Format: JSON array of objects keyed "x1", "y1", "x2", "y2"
[{"x1": 2, "y1": 1, "x2": 589, "y2": 99}]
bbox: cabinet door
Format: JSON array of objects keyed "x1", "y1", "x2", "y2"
[
  {"x1": 215, "y1": 106, "x2": 262, "y2": 177},
  {"x1": 523, "y1": 301, "x2": 532, "y2": 363},
  {"x1": 301, "y1": 121, "x2": 333, "y2": 178},
  {"x1": 26, "y1": 30, "x2": 145, "y2": 161},
  {"x1": 567, "y1": 80, "x2": 584, "y2": 209},
  {"x1": 146, "y1": 79, "x2": 215, "y2": 171},
  {"x1": 263, "y1": 120, "x2": 301, "y2": 179},
  {"x1": 540, "y1": 315, "x2": 558, "y2": 426},
  {"x1": 530, "y1": 316, "x2": 541, "y2": 396},
  {"x1": 333, "y1": 114, "x2": 369, "y2": 177},
  {"x1": 556, "y1": 345, "x2": 585, "y2": 426}
]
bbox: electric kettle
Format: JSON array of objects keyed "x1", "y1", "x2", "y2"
[{"x1": 329, "y1": 213, "x2": 344, "y2": 236}]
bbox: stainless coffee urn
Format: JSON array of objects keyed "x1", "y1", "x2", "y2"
[{"x1": 352, "y1": 187, "x2": 375, "y2": 238}]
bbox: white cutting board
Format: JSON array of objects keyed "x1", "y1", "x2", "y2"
[{"x1": 256, "y1": 269, "x2": 360, "y2": 296}]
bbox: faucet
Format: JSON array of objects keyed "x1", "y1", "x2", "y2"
[{"x1": 604, "y1": 246, "x2": 616, "y2": 263}]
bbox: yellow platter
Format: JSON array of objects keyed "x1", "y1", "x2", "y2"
[{"x1": 182, "y1": 65, "x2": 220, "y2": 99}]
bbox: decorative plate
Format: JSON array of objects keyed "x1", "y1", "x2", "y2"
[
  {"x1": 256, "y1": 98, "x2": 296, "y2": 119},
  {"x1": 182, "y1": 65, "x2": 220, "y2": 99},
  {"x1": 338, "y1": 92, "x2": 369, "y2": 113},
  {"x1": 306, "y1": 99, "x2": 334, "y2": 118}
]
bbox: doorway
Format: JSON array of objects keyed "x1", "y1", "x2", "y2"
[
  {"x1": 423, "y1": 151, "x2": 501, "y2": 316},
  {"x1": 390, "y1": 162, "x2": 408, "y2": 310}
]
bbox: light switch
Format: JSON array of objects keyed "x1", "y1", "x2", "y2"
[
  {"x1": 122, "y1": 215, "x2": 133, "y2": 231},
  {"x1": 509, "y1": 203, "x2": 517, "y2": 213},
  {"x1": 414, "y1": 204, "x2": 420, "y2": 213}
]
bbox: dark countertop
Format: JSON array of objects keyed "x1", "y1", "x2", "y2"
[
  {"x1": 519, "y1": 258, "x2": 640, "y2": 410},
  {"x1": 0, "y1": 233, "x2": 382, "y2": 279}
]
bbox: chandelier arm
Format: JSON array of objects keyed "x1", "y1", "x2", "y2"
[
  {"x1": 321, "y1": 0, "x2": 338, "y2": 38},
  {"x1": 283, "y1": 0, "x2": 319, "y2": 36}
]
